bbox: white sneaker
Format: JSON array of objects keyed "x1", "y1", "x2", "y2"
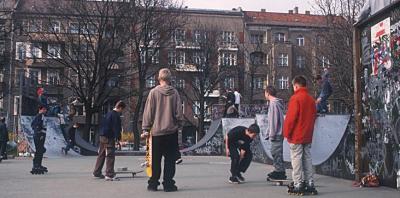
[{"x1": 105, "y1": 176, "x2": 120, "y2": 181}]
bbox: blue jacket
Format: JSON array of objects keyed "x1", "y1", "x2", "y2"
[
  {"x1": 318, "y1": 79, "x2": 332, "y2": 101},
  {"x1": 99, "y1": 110, "x2": 122, "y2": 140},
  {"x1": 31, "y1": 113, "x2": 46, "y2": 134}
]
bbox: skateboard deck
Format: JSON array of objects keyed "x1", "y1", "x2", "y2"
[
  {"x1": 115, "y1": 167, "x2": 143, "y2": 178},
  {"x1": 145, "y1": 134, "x2": 152, "y2": 177},
  {"x1": 267, "y1": 177, "x2": 292, "y2": 186}
]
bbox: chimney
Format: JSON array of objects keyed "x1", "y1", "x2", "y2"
[
  {"x1": 289, "y1": 10, "x2": 293, "y2": 14},
  {"x1": 261, "y1": 8, "x2": 266, "y2": 12},
  {"x1": 305, "y1": 11, "x2": 311, "y2": 15},
  {"x1": 294, "y1": 7, "x2": 299, "y2": 14},
  {"x1": 232, "y1": 8, "x2": 237, "y2": 11}
]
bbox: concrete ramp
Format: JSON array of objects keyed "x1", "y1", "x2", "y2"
[
  {"x1": 74, "y1": 132, "x2": 98, "y2": 156},
  {"x1": 256, "y1": 114, "x2": 351, "y2": 165},
  {"x1": 20, "y1": 116, "x2": 80, "y2": 157},
  {"x1": 181, "y1": 119, "x2": 223, "y2": 155}
]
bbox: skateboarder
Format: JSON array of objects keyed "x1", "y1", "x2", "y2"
[
  {"x1": 142, "y1": 68, "x2": 183, "y2": 192},
  {"x1": 315, "y1": 70, "x2": 332, "y2": 113},
  {"x1": 93, "y1": 101, "x2": 126, "y2": 181},
  {"x1": 264, "y1": 86, "x2": 287, "y2": 180},
  {"x1": 0, "y1": 117, "x2": 8, "y2": 161},
  {"x1": 30, "y1": 106, "x2": 48, "y2": 174},
  {"x1": 62, "y1": 123, "x2": 79, "y2": 155},
  {"x1": 225, "y1": 123, "x2": 260, "y2": 184},
  {"x1": 283, "y1": 76, "x2": 317, "y2": 195}
]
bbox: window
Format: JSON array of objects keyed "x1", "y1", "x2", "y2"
[
  {"x1": 29, "y1": 20, "x2": 41, "y2": 32},
  {"x1": 176, "y1": 79, "x2": 185, "y2": 89},
  {"x1": 253, "y1": 77, "x2": 265, "y2": 90},
  {"x1": 69, "y1": 22, "x2": 79, "y2": 34},
  {"x1": 177, "y1": 51, "x2": 185, "y2": 65},
  {"x1": 146, "y1": 76, "x2": 156, "y2": 88},
  {"x1": 14, "y1": 96, "x2": 20, "y2": 115},
  {"x1": 316, "y1": 35, "x2": 325, "y2": 46},
  {"x1": 28, "y1": 69, "x2": 41, "y2": 85},
  {"x1": 193, "y1": 101, "x2": 209, "y2": 116},
  {"x1": 250, "y1": 33, "x2": 264, "y2": 44},
  {"x1": 16, "y1": 42, "x2": 26, "y2": 60},
  {"x1": 48, "y1": 44, "x2": 61, "y2": 59},
  {"x1": 83, "y1": 24, "x2": 97, "y2": 35},
  {"x1": 31, "y1": 43, "x2": 42, "y2": 59},
  {"x1": 194, "y1": 30, "x2": 206, "y2": 43},
  {"x1": 250, "y1": 52, "x2": 264, "y2": 65},
  {"x1": 321, "y1": 56, "x2": 330, "y2": 68},
  {"x1": 224, "y1": 77, "x2": 235, "y2": 89},
  {"x1": 48, "y1": 20, "x2": 60, "y2": 33},
  {"x1": 278, "y1": 53, "x2": 288, "y2": 66},
  {"x1": 16, "y1": 69, "x2": 26, "y2": 86},
  {"x1": 47, "y1": 70, "x2": 60, "y2": 85},
  {"x1": 71, "y1": 44, "x2": 93, "y2": 60},
  {"x1": 194, "y1": 77, "x2": 210, "y2": 90},
  {"x1": 172, "y1": 29, "x2": 185, "y2": 43},
  {"x1": 278, "y1": 76, "x2": 289, "y2": 90},
  {"x1": 192, "y1": 51, "x2": 205, "y2": 65},
  {"x1": 274, "y1": 32, "x2": 285, "y2": 42},
  {"x1": 296, "y1": 35, "x2": 305, "y2": 46},
  {"x1": 219, "y1": 52, "x2": 237, "y2": 66},
  {"x1": 168, "y1": 51, "x2": 176, "y2": 65},
  {"x1": 296, "y1": 55, "x2": 305, "y2": 68},
  {"x1": 222, "y1": 31, "x2": 235, "y2": 44},
  {"x1": 141, "y1": 49, "x2": 159, "y2": 64}
]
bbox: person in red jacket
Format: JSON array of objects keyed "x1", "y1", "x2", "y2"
[{"x1": 283, "y1": 76, "x2": 317, "y2": 195}]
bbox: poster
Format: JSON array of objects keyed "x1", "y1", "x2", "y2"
[
  {"x1": 391, "y1": 21, "x2": 400, "y2": 67},
  {"x1": 371, "y1": 17, "x2": 392, "y2": 75}
]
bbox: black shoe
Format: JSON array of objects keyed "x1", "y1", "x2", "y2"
[
  {"x1": 93, "y1": 173, "x2": 105, "y2": 179},
  {"x1": 237, "y1": 174, "x2": 245, "y2": 182},
  {"x1": 267, "y1": 171, "x2": 279, "y2": 178},
  {"x1": 164, "y1": 185, "x2": 178, "y2": 192},
  {"x1": 147, "y1": 185, "x2": 158, "y2": 191},
  {"x1": 269, "y1": 172, "x2": 287, "y2": 180},
  {"x1": 228, "y1": 176, "x2": 240, "y2": 184}
]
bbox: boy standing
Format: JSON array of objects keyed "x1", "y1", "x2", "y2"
[
  {"x1": 30, "y1": 106, "x2": 48, "y2": 174},
  {"x1": 225, "y1": 124, "x2": 260, "y2": 184},
  {"x1": 283, "y1": 76, "x2": 317, "y2": 195},
  {"x1": 63, "y1": 123, "x2": 79, "y2": 155},
  {"x1": 142, "y1": 68, "x2": 183, "y2": 192},
  {"x1": 93, "y1": 101, "x2": 126, "y2": 181},
  {"x1": 264, "y1": 86, "x2": 286, "y2": 180},
  {"x1": 0, "y1": 117, "x2": 8, "y2": 161}
]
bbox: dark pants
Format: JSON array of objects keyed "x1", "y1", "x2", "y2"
[
  {"x1": 65, "y1": 140, "x2": 75, "y2": 152},
  {"x1": 317, "y1": 99, "x2": 328, "y2": 113},
  {"x1": 0, "y1": 141, "x2": 7, "y2": 159},
  {"x1": 93, "y1": 136, "x2": 116, "y2": 177},
  {"x1": 229, "y1": 145, "x2": 252, "y2": 177},
  {"x1": 33, "y1": 133, "x2": 46, "y2": 167},
  {"x1": 149, "y1": 133, "x2": 178, "y2": 188}
]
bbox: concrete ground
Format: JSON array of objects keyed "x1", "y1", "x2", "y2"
[{"x1": 0, "y1": 156, "x2": 398, "y2": 198}]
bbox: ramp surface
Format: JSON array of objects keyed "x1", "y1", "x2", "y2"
[
  {"x1": 74, "y1": 132, "x2": 98, "y2": 156},
  {"x1": 20, "y1": 116, "x2": 79, "y2": 157}
]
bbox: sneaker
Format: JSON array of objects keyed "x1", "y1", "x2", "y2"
[
  {"x1": 269, "y1": 171, "x2": 287, "y2": 180},
  {"x1": 105, "y1": 175, "x2": 120, "y2": 181},
  {"x1": 93, "y1": 173, "x2": 105, "y2": 179},
  {"x1": 176, "y1": 158, "x2": 183, "y2": 164},
  {"x1": 237, "y1": 174, "x2": 245, "y2": 182},
  {"x1": 228, "y1": 176, "x2": 241, "y2": 184},
  {"x1": 163, "y1": 185, "x2": 178, "y2": 192},
  {"x1": 147, "y1": 185, "x2": 158, "y2": 191}
]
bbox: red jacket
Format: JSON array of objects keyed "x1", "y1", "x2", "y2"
[{"x1": 283, "y1": 87, "x2": 317, "y2": 144}]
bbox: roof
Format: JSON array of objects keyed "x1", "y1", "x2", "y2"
[{"x1": 244, "y1": 11, "x2": 337, "y2": 28}]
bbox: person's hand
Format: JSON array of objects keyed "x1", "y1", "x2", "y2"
[
  {"x1": 316, "y1": 98, "x2": 322, "y2": 104},
  {"x1": 141, "y1": 131, "x2": 149, "y2": 139},
  {"x1": 240, "y1": 149, "x2": 245, "y2": 160}
]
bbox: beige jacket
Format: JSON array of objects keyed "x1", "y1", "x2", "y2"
[{"x1": 142, "y1": 85, "x2": 183, "y2": 136}]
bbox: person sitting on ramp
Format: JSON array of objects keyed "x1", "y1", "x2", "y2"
[{"x1": 225, "y1": 124, "x2": 260, "y2": 184}]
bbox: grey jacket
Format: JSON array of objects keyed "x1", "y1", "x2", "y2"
[
  {"x1": 142, "y1": 85, "x2": 183, "y2": 136},
  {"x1": 267, "y1": 98, "x2": 284, "y2": 141}
]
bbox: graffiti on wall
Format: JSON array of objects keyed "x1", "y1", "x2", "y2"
[{"x1": 371, "y1": 17, "x2": 392, "y2": 75}]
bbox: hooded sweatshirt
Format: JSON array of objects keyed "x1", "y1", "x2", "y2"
[
  {"x1": 267, "y1": 97, "x2": 284, "y2": 141},
  {"x1": 142, "y1": 85, "x2": 183, "y2": 136}
]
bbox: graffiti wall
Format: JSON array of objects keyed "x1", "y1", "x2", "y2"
[{"x1": 355, "y1": 5, "x2": 400, "y2": 188}]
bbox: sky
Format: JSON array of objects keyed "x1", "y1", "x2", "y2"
[{"x1": 183, "y1": 0, "x2": 316, "y2": 13}]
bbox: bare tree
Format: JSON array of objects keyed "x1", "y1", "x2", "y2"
[
  {"x1": 129, "y1": 0, "x2": 185, "y2": 150},
  {"x1": 312, "y1": 0, "x2": 366, "y2": 112},
  {"x1": 19, "y1": 0, "x2": 137, "y2": 140},
  {"x1": 171, "y1": 23, "x2": 232, "y2": 139}
]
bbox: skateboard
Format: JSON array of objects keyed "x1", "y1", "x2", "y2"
[
  {"x1": 267, "y1": 177, "x2": 292, "y2": 186},
  {"x1": 115, "y1": 167, "x2": 143, "y2": 178},
  {"x1": 145, "y1": 134, "x2": 152, "y2": 177}
]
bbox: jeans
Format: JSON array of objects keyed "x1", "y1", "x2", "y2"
[
  {"x1": 33, "y1": 133, "x2": 46, "y2": 167},
  {"x1": 270, "y1": 139, "x2": 285, "y2": 172},
  {"x1": 289, "y1": 143, "x2": 313, "y2": 185},
  {"x1": 229, "y1": 145, "x2": 252, "y2": 177}
]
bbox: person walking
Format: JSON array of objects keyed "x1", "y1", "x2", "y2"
[
  {"x1": 142, "y1": 68, "x2": 183, "y2": 192},
  {"x1": 63, "y1": 123, "x2": 79, "y2": 155},
  {"x1": 93, "y1": 101, "x2": 126, "y2": 181},
  {"x1": 30, "y1": 106, "x2": 48, "y2": 174},
  {"x1": 234, "y1": 89, "x2": 242, "y2": 110},
  {"x1": 0, "y1": 117, "x2": 8, "y2": 161},
  {"x1": 315, "y1": 70, "x2": 332, "y2": 114},
  {"x1": 225, "y1": 124, "x2": 260, "y2": 184},
  {"x1": 283, "y1": 76, "x2": 317, "y2": 195},
  {"x1": 264, "y1": 86, "x2": 286, "y2": 180}
]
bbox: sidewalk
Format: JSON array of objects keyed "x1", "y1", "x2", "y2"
[{"x1": 0, "y1": 156, "x2": 398, "y2": 198}]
